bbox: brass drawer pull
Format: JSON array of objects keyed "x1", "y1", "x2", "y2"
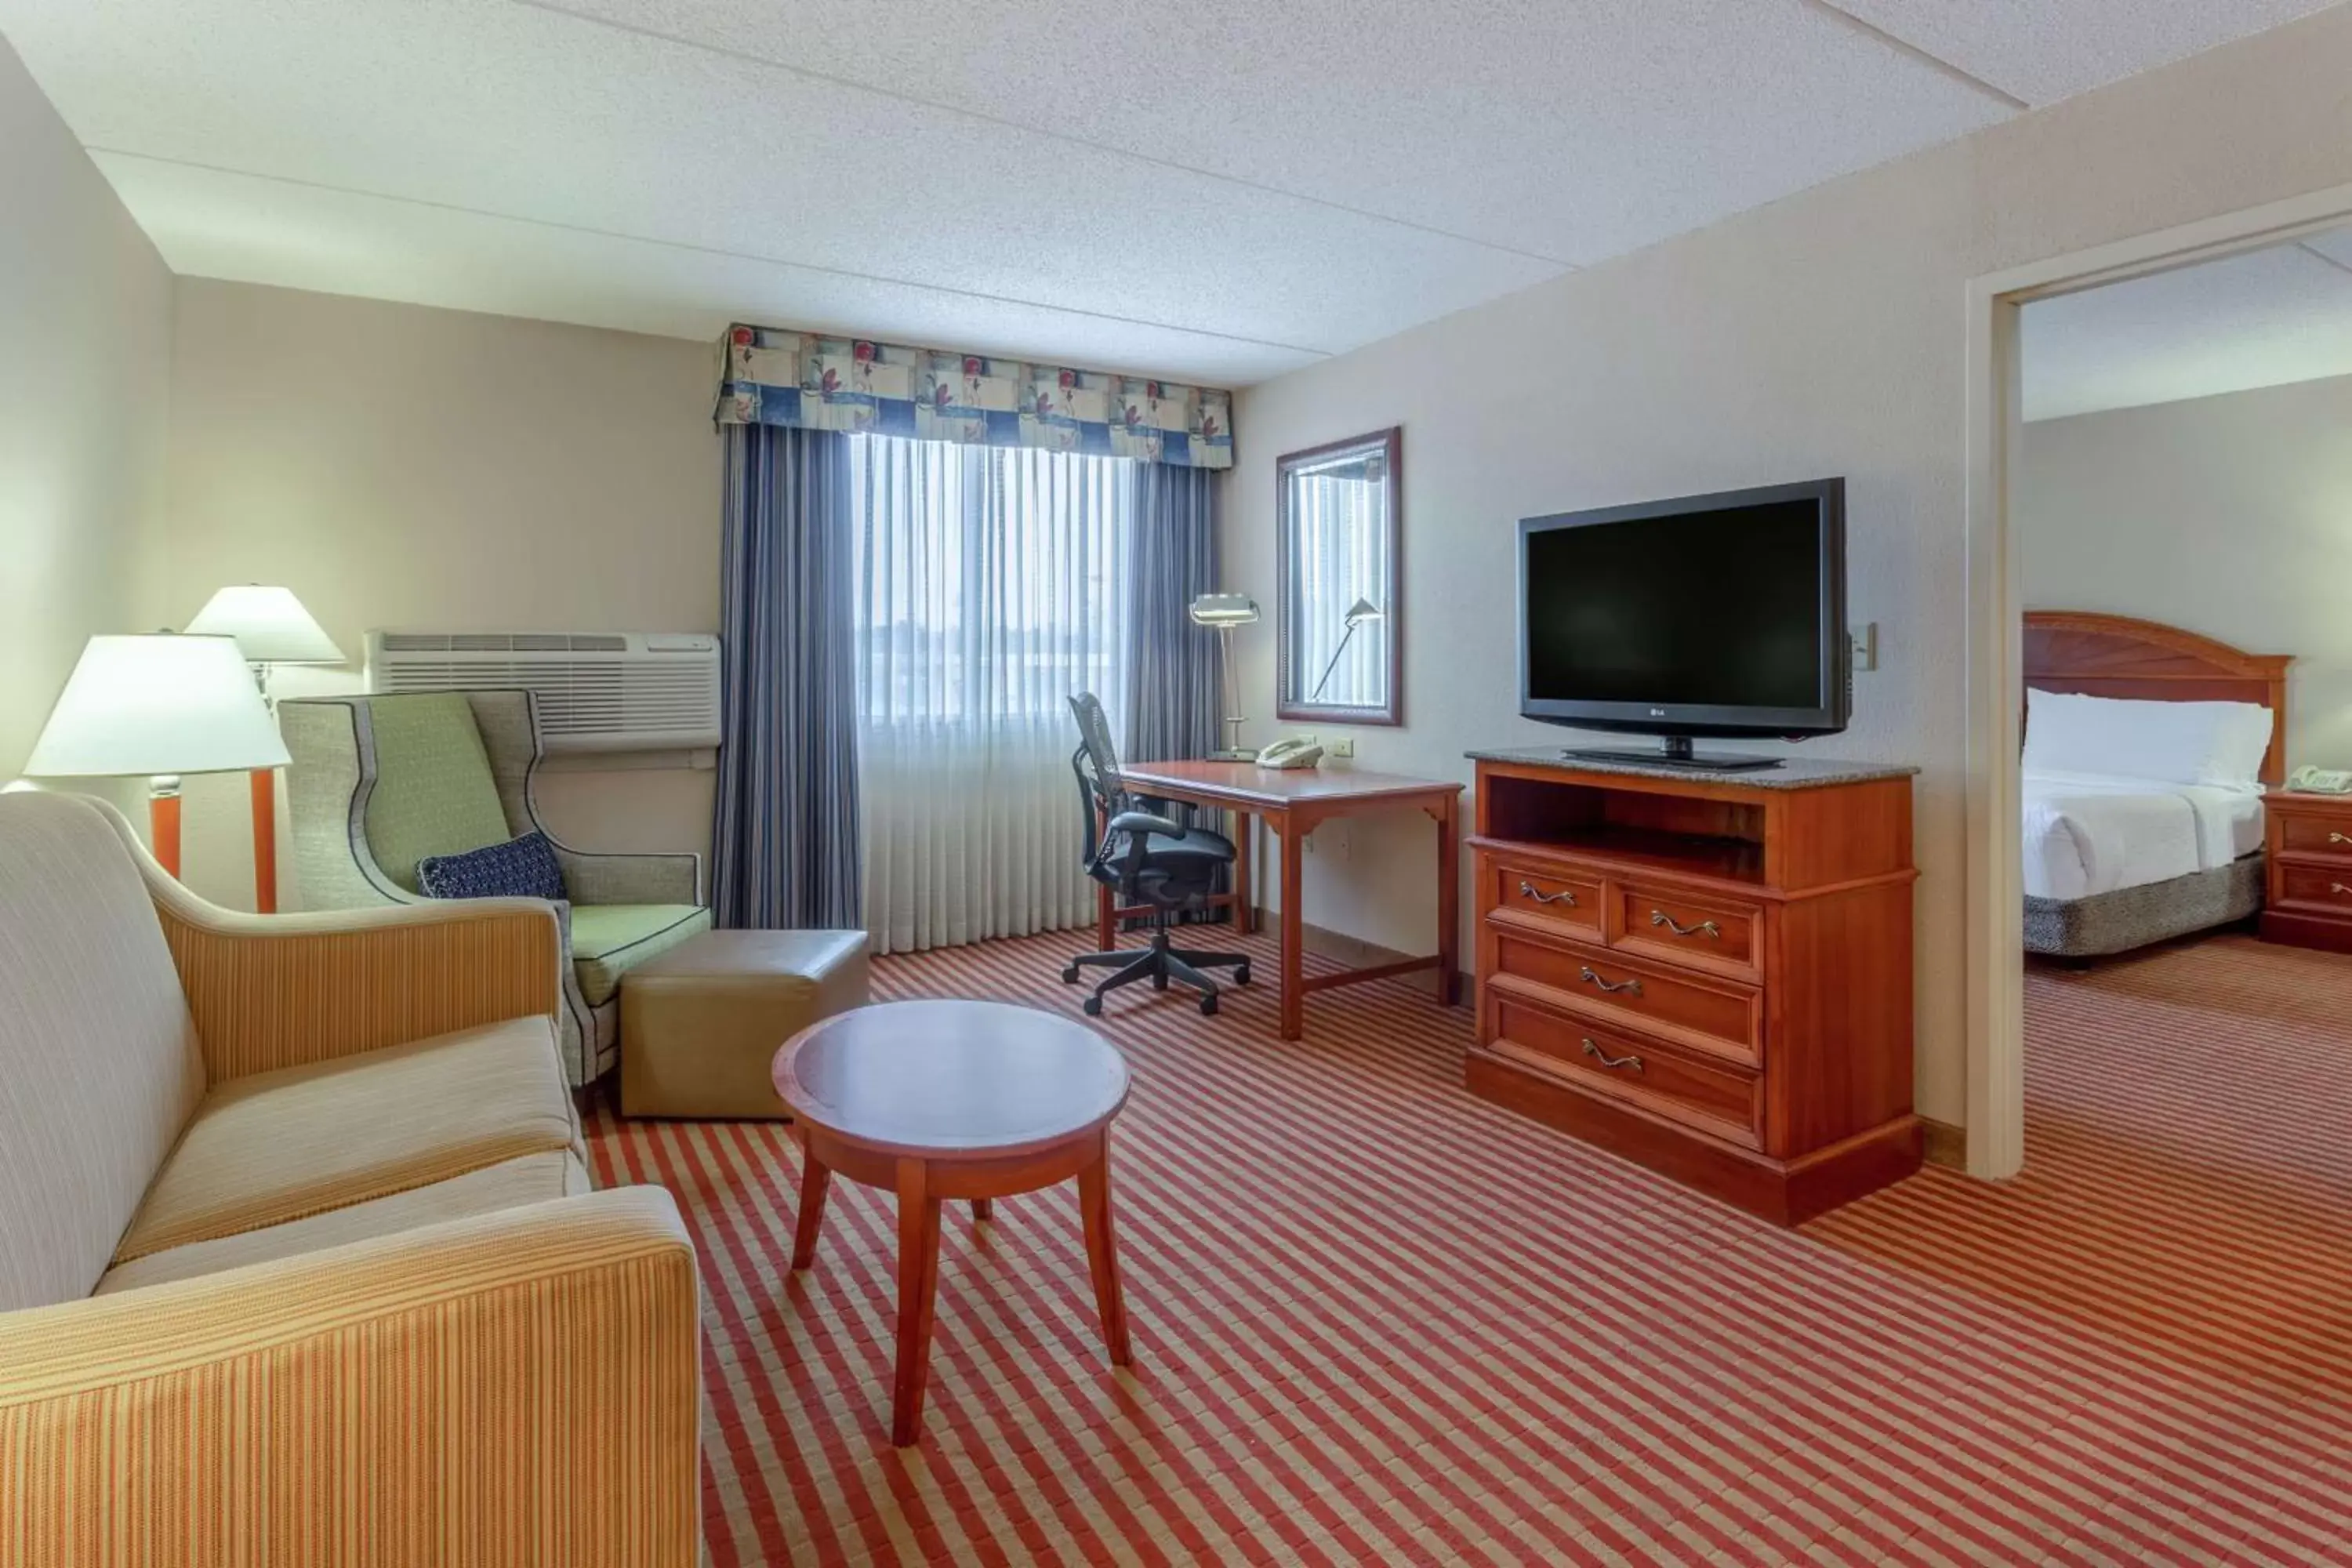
[
  {"x1": 2332, "y1": 832, "x2": 2352, "y2": 846},
  {"x1": 1519, "y1": 880, "x2": 1577, "y2": 907},
  {"x1": 1581, "y1": 1037, "x2": 1643, "y2": 1073},
  {"x1": 2333, "y1": 883, "x2": 2351, "y2": 897},
  {"x1": 1650, "y1": 909, "x2": 1721, "y2": 940},
  {"x1": 1578, "y1": 964, "x2": 1642, "y2": 996}
]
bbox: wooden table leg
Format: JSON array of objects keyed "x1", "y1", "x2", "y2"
[
  {"x1": 1277, "y1": 817, "x2": 1304, "y2": 1040},
  {"x1": 789, "y1": 1147, "x2": 832, "y2": 1271},
  {"x1": 1231, "y1": 808, "x2": 1252, "y2": 935},
  {"x1": 892, "y1": 1156, "x2": 943, "y2": 1446},
  {"x1": 1076, "y1": 1136, "x2": 1131, "y2": 1367},
  {"x1": 1436, "y1": 795, "x2": 1461, "y2": 1007},
  {"x1": 971, "y1": 1197, "x2": 993, "y2": 1222}
]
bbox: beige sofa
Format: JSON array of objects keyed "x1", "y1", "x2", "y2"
[{"x1": 0, "y1": 790, "x2": 702, "y2": 1566}]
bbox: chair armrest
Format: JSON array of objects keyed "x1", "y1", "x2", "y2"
[
  {"x1": 554, "y1": 845, "x2": 705, "y2": 907},
  {"x1": 0, "y1": 1189, "x2": 700, "y2": 1568},
  {"x1": 147, "y1": 878, "x2": 566, "y2": 1082},
  {"x1": 1108, "y1": 809, "x2": 1185, "y2": 838}
]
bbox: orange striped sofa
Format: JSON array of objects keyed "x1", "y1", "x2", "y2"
[{"x1": 0, "y1": 790, "x2": 702, "y2": 1567}]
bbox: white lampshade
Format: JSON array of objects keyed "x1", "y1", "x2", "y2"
[
  {"x1": 184, "y1": 585, "x2": 345, "y2": 665},
  {"x1": 25, "y1": 634, "x2": 292, "y2": 779}
]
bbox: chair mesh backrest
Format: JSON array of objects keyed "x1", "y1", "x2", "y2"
[{"x1": 1069, "y1": 692, "x2": 1127, "y2": 872}]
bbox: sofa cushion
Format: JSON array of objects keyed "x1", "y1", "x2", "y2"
[
  {"x1": 96, "y1": 1151, "x2": 592, "y2": 1294},
  {"x1": 0, "y1": 793, "x2": 205, "y2": 1312},
  {"x1": 361, "y1": 693, "x2": 514, "y2": 893},
  {"x1": 568, "y1": 905, "x2": 712, "y2": 1007},
  {"x1": 114, "y1": 1014, "x2": 577, "y2": 1265}
]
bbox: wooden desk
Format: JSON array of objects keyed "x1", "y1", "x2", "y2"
[{"x1": 1109, "y1": 760, "x2": 1464, "y2": 1039}]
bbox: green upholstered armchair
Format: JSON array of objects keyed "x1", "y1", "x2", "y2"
[{"x1": 279, "y1": 691, "x2": 710, "y2": 1087}]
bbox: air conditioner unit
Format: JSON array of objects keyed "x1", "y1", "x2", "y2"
[{"x1": 365, "y1": 631, "x2": 722, "y2": 753}]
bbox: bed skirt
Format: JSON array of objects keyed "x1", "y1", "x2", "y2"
[{"x1": 2023, "y1": 853, "x2": 2265, "y2": 958}]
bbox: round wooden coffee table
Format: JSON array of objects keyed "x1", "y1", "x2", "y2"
[{"x1": 771, "y1": 999, "x2": 1134, "y2": 1446}]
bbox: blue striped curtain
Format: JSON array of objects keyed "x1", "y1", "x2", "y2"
[
  {"x1": 1124, "y1": 463, "x2": 1220, "y2": 763},
  {"x1": 715, "y1": 424, "x2": 862, "y2": 928}
]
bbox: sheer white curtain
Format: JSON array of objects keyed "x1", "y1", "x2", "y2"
[{"x1": 851, "y1": 434, "x2": 1134, "y2": 954}]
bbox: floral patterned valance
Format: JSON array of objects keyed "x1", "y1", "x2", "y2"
[{"x1": 715, "y1": 324, "x2": 1233, "y2": 470}]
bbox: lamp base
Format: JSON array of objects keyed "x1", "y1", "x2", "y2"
[
  {"x1": 1209, "y1": 747, "x2": 1259, "y2": 763},
  {"x1": 147, "y1": 775, "x2": 183, "y2": 880}
]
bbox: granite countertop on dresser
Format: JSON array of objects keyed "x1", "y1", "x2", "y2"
[{"x1": 1465, "y1": 747, "x2": 1919, "y2": 790}]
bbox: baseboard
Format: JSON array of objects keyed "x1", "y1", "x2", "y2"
[
  {"x1": 1921, "y1": 1116, "x2": 1965, "y2": 1171},
  {"x1": 1250, "y1": 907, "x2": 1472, "y2": 1007}
]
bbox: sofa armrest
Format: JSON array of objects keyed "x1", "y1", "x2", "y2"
[
  {"x1": 147, "y1": 876, "x2": 566, "y2": 1082},
  {"x1": 0, "y1": 1189, "x2": 700, "y2": 1568},
  {"x1": 554, "y1": 845, "x2": 705, "y2": 907}
]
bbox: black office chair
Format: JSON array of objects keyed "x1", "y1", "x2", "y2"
[{"x1": 1062, "y1": 692, "x2": 1250, "y2": 1017}]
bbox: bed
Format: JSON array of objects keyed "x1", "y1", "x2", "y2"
[{"x1": 2020, "y1": 612, "x2": 2292, "y2": 958}]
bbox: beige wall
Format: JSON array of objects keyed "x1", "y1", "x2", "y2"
[
  {"x1": 0, "y1": 34, "x2": 172, "y2": 781},
  {"x1": 2019, "y1": 370, "x2": 2352, "y2": 775},
  {"x1": 162, "y1": 281, "x2": 721, "y2": 908},
  {"x1": 1228, "y1": 5, "x2": 2352, "y2": 1127}
]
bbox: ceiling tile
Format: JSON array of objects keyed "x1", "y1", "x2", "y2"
[
  {"x1": 2021, "y1": 238, "x2": 2352, "y2": 421},
  {"x1": 543, "y1": 0, "x2": 2011, "y2": 263},
  {"x1": 1827, "y1": 0, "x2": 2340, "y2": 106},
  {"x1": 95, "y1": 153, "x2": 1327, "y2": 384},
  {"x1": 1, "y1": 0, "x2": 1559, "y2": 365}
]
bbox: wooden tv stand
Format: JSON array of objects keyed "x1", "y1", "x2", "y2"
[{"x1": 1465, "y1": 750, "x2": 1920, "y2": 1224}]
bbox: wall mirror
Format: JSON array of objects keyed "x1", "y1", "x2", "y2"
[{"x1": 1277, "y1": 426, "x2": 1401, "y2": 726}]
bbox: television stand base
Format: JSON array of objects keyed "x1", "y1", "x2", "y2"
[{"x1": 1563, "y1": 740, "x2": 1783, "y2": 772}]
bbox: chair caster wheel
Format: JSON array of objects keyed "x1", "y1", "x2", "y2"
[
  {"x1": 1233, "y1": 964, "x2": 1250, "y2": 985},
  {"x1": 1061, "y1": 964, "x2": 1080, "y2": 984},
  {"x1": 1082, "y1": 995, "x2": 1103, "y2": 1017},
  {"x1": 1198, "y1": 993, "x2": 1219, "y2": 1017}
]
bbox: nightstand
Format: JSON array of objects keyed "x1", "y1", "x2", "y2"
[{"x1": 2261, "y1": 792, "x2": 2352, "y2": 952}]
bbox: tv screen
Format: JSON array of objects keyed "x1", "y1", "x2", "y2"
[{"x1": 1519, "y1": 480, "x2": 1846, "y2": 750}]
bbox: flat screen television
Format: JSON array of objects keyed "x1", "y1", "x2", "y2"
[{"x1": 1518, "y1": 478, "x2": 1847, "y2": 771}]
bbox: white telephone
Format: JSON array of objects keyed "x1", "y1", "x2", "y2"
[
  {"x1": 1256, "y1": 736, "x2": 1325, "y2": 771},
  {"x1": 2289, "y1": 765, "x2": 2352, "y2": 794}
]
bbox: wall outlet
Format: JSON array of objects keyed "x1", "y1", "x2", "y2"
[
  {"x1": 1850, "y1": 622, "x2": 1879, "y2": 673},
  {"x1": 1327, "y1": 735, "x2": 1356, "y2": 759}
]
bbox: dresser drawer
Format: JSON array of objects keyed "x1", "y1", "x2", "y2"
[
  {"x1": 2275, "y1": 813, "x2": 2352, "y2": 863},
  {"x1": 1488, "y1": 992, "x2": 1759, "y2": 1146},
  {"x1": 1490, "y1": 927, "x2": 1760, "y2": 1062},
  {"x1": 1482, "y1": 855, "x2": 1604, "y2": 942},
  {"x1": 2274, "y1": 860, "x2": 2352, "y2": 916},
  {"x1": 1609, "y1": 880, "x2": 1762, "y2": 979}
]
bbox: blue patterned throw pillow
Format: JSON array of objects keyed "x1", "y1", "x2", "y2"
[{"x1": 416, "y1": 831, "x2": 566, "y2": 902}]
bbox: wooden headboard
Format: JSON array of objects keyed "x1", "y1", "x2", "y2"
[{"x1": 2023, "y1": 611, "x2": 2292, "y2": 787}]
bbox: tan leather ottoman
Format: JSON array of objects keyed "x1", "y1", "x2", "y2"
[{"x1": 619, "y1": 929, "x2": 869, "y2": 1118}]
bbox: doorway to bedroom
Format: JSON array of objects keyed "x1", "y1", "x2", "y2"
[{"x1": 2002, "y1": 226, "x2": 2352, "y2": 1229}]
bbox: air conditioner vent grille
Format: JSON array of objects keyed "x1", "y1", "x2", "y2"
[{"x1": 365, "y1": 631, "x2": 721, "y2": 753}]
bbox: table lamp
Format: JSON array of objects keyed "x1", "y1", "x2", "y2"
[
  {"x1": 25, "y1": 633, "x2": 291, "y2": 881},
  {"x1": 1310, "y1": 597, "x2": 1385, "y2": 702},
  {"x1": 186, "y1": 585, "x2": 346, "y2": 911},
  {"x1": 1189, "y1": 592, "x2": 1260, "y2": 760}
]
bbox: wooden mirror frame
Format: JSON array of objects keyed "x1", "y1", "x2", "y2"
[{"x1": 1275, "y1": 426, "x2": 1403, "y2": 728}]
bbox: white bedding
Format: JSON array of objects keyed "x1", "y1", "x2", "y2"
[{"x1": 2022, "y1": 770, "x2": 2266, "y2": 902}]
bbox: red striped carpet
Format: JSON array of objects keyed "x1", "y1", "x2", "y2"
[{"x1": 585, "y1": 929, "x2": 2352, "y2": 1566}]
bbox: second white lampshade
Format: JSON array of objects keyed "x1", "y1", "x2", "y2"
[
  {"x1": 25, "y1": 634, "x2": 291, "y2": 779},
  {"x1": 185, "y1": 585, "x2": 345, "y2": 665}
]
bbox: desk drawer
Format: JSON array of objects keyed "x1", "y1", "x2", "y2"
[
  {"x1": 1490, "y1": 927, "x2": 1760, "y2": 1062},
  {"x1": 1488, "y1": 993, "x2": 1759, "y2": 1145},
  {"x1": 1482, "y1": 855, "x2": 1604, "y2": 942},
  {"x1": 2276, "y1": 815, "x2": 2352, "y2": 864},
  {"x1": 1609, "y1": 880, "x2": 1761, "y2": 978}
]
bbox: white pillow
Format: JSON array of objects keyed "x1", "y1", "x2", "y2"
[{"x1": 2024, "y1": 689, "x2": 2274, "y2": 793}]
